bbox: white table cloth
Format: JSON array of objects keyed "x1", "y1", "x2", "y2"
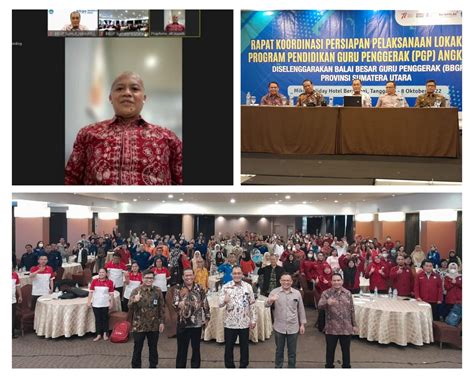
[
  {"x1": 34, "y1": 290, "x2": 121, "y2": 338},
  {"x1": 353, "y1": 294, "x2": 434, "y2": 346}
]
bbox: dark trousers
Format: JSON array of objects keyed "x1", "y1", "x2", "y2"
[
  {"x1": 116, "y1": 286, "x2": 123, "y2": 298},
  {"x1": 274, "y1": 331, "x2": 299, "y2": 368},
  {"x1": 92, "y1": 307, "x2": 109, "y2": 336},
  {"x1": 122, "y1": 298, "x2": 129, "y2": 312},
  {"x1": 31, "y1": 295, "x2": 41, "y2": 311},
  {"x1": 176, "y1": 326, "x2": 202, "y2": 368},
  {"x1": 96, "y1": 257, "x2": 105, "y2": 271},
  {"x1": 325, "y1": 334, "x2": 351, "y2": 368},
  {"x1": 12, "y1": 303, "x2": 16, "y2": 336},
  {"x1": 224, "y1": 327, "x2": 250, "y2": 368},
  {"x1": 430, "y1": 302, "x2": 440, "y2": 321},
  {"x1": 132, "y1": 331, "x2": 160, "y2": 368}
]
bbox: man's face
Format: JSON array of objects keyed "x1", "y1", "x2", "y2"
[
  {"x1": 232, "y1": 268, "x2": 243, "y2": 283},
  {"x1": 270, "y1": 255, "x2": 277, "y2": 266},
  {"x1": 317, "y1": 253, "x2": 324, "y2": 261},
  {"x1": 386, "y1": 82, "x2": 396, "y2": 95},
  {"x1": 423, "y1": 263, "x2": 433, "y2": 273},
  {"x1": 109, "y1": 74, "x2": 146, "y2": 119},
  {"x1": 397, "y1": 255, "x2": 405, "y2": 266},
  {"x1": 269, "y1": 83, "x2": 279, "y2": 96},
  {"x1": 280, "y1": 275, "x2": 292, "y2": 289},
  {"x1": 172, "y1": 15, "x2": 179, "y2": 23},
  {"x1": 70, "y1": 13, "x2": 81, "y2": 28},
  {"x1": 183, "y1": 270, "x2": 194, "y2": 286},
  {"x1": 352, "y1": 80, "x2": 361, "y2": 93},
  {"x1": 45, "y1": 246, "x2": 52, "y2": 253},
  {"x1": 426, "y1": 82, "x2": 436, "y2": 94},
  {"x1": 303, "y1": 81, "x2": 313, "y2": 94},
  {"x1": 332, "y1": 275, "x2": 343, "y2": 289},
  {"x1": 59, "y1": 238, "x2": 65, "y2": 244},
  {"x1": 143, "y1": 274, "x2": 154, "y2": 287},
  {"x1": 113, "y1": 256, "x2": 120, "y2": 264},
  {"x1": 39, "y1": 256, "x2": 47, "y2": 266},
  {"x1": 26, "y1": 245, "x2": 32, "y2": 253}
]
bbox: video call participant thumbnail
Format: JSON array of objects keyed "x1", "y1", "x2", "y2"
[
  {"x1": 62, "y1": 11, "x2": 89, "y2": 31},
  {"x1": 65, "y1": 71, "x2": 183, "y2": 186}
]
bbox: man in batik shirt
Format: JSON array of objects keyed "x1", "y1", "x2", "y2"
[
  {"x1": 260, "y1": 82, "x2": 288, "y2": 106},
  {"x1": 296, "y1": 79, "x2": 325, "y2": 106},
  {"x1": 65, "y1": 71, "x2": 183, "y2": 185},
  {"x1": 165, "y1": 15, "x2": 185, "y2": 33},
  {"x1": 219, "y1": 266, "x2": 256, "y2": 368},
  {"x1": 172, "y1": 268, "x2": 210, "y2": 368}
]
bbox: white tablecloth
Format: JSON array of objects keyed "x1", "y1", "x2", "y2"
[
  {"x1": 34, "y1": 291, "x2": 121, "y2": 338},
  {"x1": 61, "y1": 263, "x2": 83, "y2": 279},
  {"x1": 353, "y1": 295, "x2": 434, "y2": 346},
  {"x1": 203, "y1": 294, "x2": 272, "y2": 343}
]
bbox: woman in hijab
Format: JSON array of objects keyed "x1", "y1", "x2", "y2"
[
  {"x1": 215, "y1": 251, "x2": 225, "y2": 267},
  {"x1": 442, "y1": 262, "x2": 462, "y2": 319},
  {"x1": 410, "y1": 245, "x2": 426, "y2": 268},
  {"x1": 300, "y1": 251, "x2": 318, "y2": 290},
  {"x1": 342, "y1": 259, "x2": 361, "y2": 294},
  {"x1": 191, "y1": 251, "x2": 202, "y2": 270},
  {"x1": 261, "y1": 252, "x2": 272, "y2": 268},
  {"x1": 316, "y1": 265, "x2": 333, "y2": 295},
  {"x1": 239, "y1": 250, "x2": 256, "y2": 276},
  {"x1": 447, "y1": 250, "x2": 462, "y2": 271}
]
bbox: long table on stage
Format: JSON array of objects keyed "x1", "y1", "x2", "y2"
[{"x1": 241, "y1": 106, "x2": 460, "y2": 158}]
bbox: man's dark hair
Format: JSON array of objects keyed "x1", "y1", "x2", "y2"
[
  {"x1": 25, "y1": 244, "x2": 32, "y2": 248},
  {"x1": 386, "y1": 80, "x2": 396, "y2": 88},
  {"x1": 426, "y1": 79, "x2": 436, "y2": 85},
  {"x1": 302, "y1": 79, "x2": 313, "y2": 85},
  {"x1": 142, "y1": 269, "x2": 155, "y2": 277},
  {"x1": 182, "y1": 268, "x2": 194, "y2": 275},
  {"x1": 332, "y1": 273, "x2": 343, "y2": 279},
  {"x1": 280, "y1": 272, "x2": 293, "y2": 280},
  {"x1": 421, "y1": 259, "x2": 433, "y2": 268},
  {"x1": 232, "y1": 265, "x2": 242, "y2": 272},
  {"x1": 268, "y1": 81, "x2": 279, "y2": 87},
  {"x1": 352, "y1": 78, "x2": 362, "y2": 85},
  {"x1": 112, "y1": 252, "x2": 121, "y2": 258}
]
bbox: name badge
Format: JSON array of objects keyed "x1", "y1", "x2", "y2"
[{"x1": 153, "y1": 299, "x2": 158, "y2": 306}]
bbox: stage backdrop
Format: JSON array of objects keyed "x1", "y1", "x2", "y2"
[{"x1": 241, "y1": 10, "x2": 462, "y2": 109}]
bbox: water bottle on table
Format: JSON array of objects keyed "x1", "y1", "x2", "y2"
[
  {"x1": 246, "y1": 92, "x2": 251, "y2": 105},
  {"x1": 329, "y1": 96, "x2": 334, "y2": 107},
  {"x1": 374, "y1": 287, "x2": 378, "y2": 298}
]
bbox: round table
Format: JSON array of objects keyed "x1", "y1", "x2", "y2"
[
  {"x1": 34, "y1": 290, "x2": 121, "y2": 338},
  {"x1": 353, "y1": 294, "x2": 434, "y2": 346},
  {"x1": 203, "y1": 293, "x2": 272, "y2": 343},
  {"x1": 61, "y1": 263, "x2": 83, "y2": 279}
]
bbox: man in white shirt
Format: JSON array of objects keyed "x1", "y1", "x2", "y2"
[
  {"x1": 351, "y1": 79, "x2": 372, "y2": 107},
  {"x1": 219, "y1": 266, "x2": 256, "y2": 368},
  {"x1": 376, "y1": 81, "x2": 409, "y2": 108}
]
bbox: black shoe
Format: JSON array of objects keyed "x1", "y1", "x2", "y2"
[{"x1": 12, "y1": 334, "x2": 18, "y2": 339}]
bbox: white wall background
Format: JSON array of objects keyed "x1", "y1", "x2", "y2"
[{"x1": 65, "y1": 38, "x2": 182, "y2": 163}]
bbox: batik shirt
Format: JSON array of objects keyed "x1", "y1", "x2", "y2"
[
  {"x1": 65, "y1": 116, "x2": 183, "y2": 185},
  {"x1": 129, "y1": 285, "x2": 165, "y2": 332},
  {"x1": 172, "y1": 283, "x2": 210, "y2": 328},
  {"x1": 318, "y1": 287, "x2": 356, "y2": 335},
  {"x1": 218, "y1": 280, "x2": 257, "y2": 329}
]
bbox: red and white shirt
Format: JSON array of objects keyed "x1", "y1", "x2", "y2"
[
  {"x1": 152, "y1": 267, "x2": 170, "y2": 292},
  {"x1": 30, "y1": 265, "x2": 55, "y2": 296},
  {"x1": 104, "y1": 261, "x2": 128, "y2": 288},
  {"x1": 89, "y1": 278, "x2": 115, "y2": 308},
  {"x1": 124, "y1": 272, "x2": 142, "y2": 300},
  {"x1": 12, "y1": 272, "x2": 20, "y2": 304}
]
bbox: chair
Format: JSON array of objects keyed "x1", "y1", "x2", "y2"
[
  {"x1": 299, "y1": 275, "x2": 316, "y2": 307},
  {"x1": 433, "y1": 321, "x2": 462, "y2": 349},
  {"x1": 72, "y1": 268, "x2": 92, "y2": 287},
  {"x1": 16, "y1": 284, "x2": 35, "y2": 336},
  {"x1": 109, "y1": 311, "x2": 130, "y2": 330}
]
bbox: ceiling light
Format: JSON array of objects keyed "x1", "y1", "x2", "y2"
[
  {"x1": 162, "y1": 200, "x2": 166, "y2": 203},
  {"x1": 132, "y1": 198, "x2": 138, "y2": 202},
  {"x1": 274, "y1": 201, "x2": 279, "y2": 204},
  {"x1": 179, "y1": 198, "x2": 184, "y2": 202},
  {"x1": 285, "y1": 195, "x2": 291, "y2": 199},
  {"x1": 230, "y1": 198, "x2": 236, "y2": 204},
  {"x1": 334, "y1": 200, "x2": 339, "y2": 203},
  {"x1": 168, "y1": 194, "x2": 174, "y2": 198},
  {"x1": 302, "y1": 201, "x2": 307, "y2": 204}
]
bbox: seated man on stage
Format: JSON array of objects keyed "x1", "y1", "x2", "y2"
[
  {"x1": 351, "y1": 79, "x2": 372, "y2": 107},
  {"x1": 414, "y1": 80, "x2": 447, "y2": 108},
  {"x1": 296, "y1": 79, "x2": 325, "y2": 107},
  {"x1": 260, "y1": 82, "x2": 288, "y2": 106},
  {"x1": 375, "y1": 81, "x2": 408, "y2": 108}
]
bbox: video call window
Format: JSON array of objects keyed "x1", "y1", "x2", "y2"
[
  {"x1": 48, "y1": 9, "x2": 99, "y2": 37},
  {"x1": 150, "y1": 10, "x2": 200, "y2": 37},
  {"x1": 98, "y1": 10, "x2": 150, "y2": 37}
]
